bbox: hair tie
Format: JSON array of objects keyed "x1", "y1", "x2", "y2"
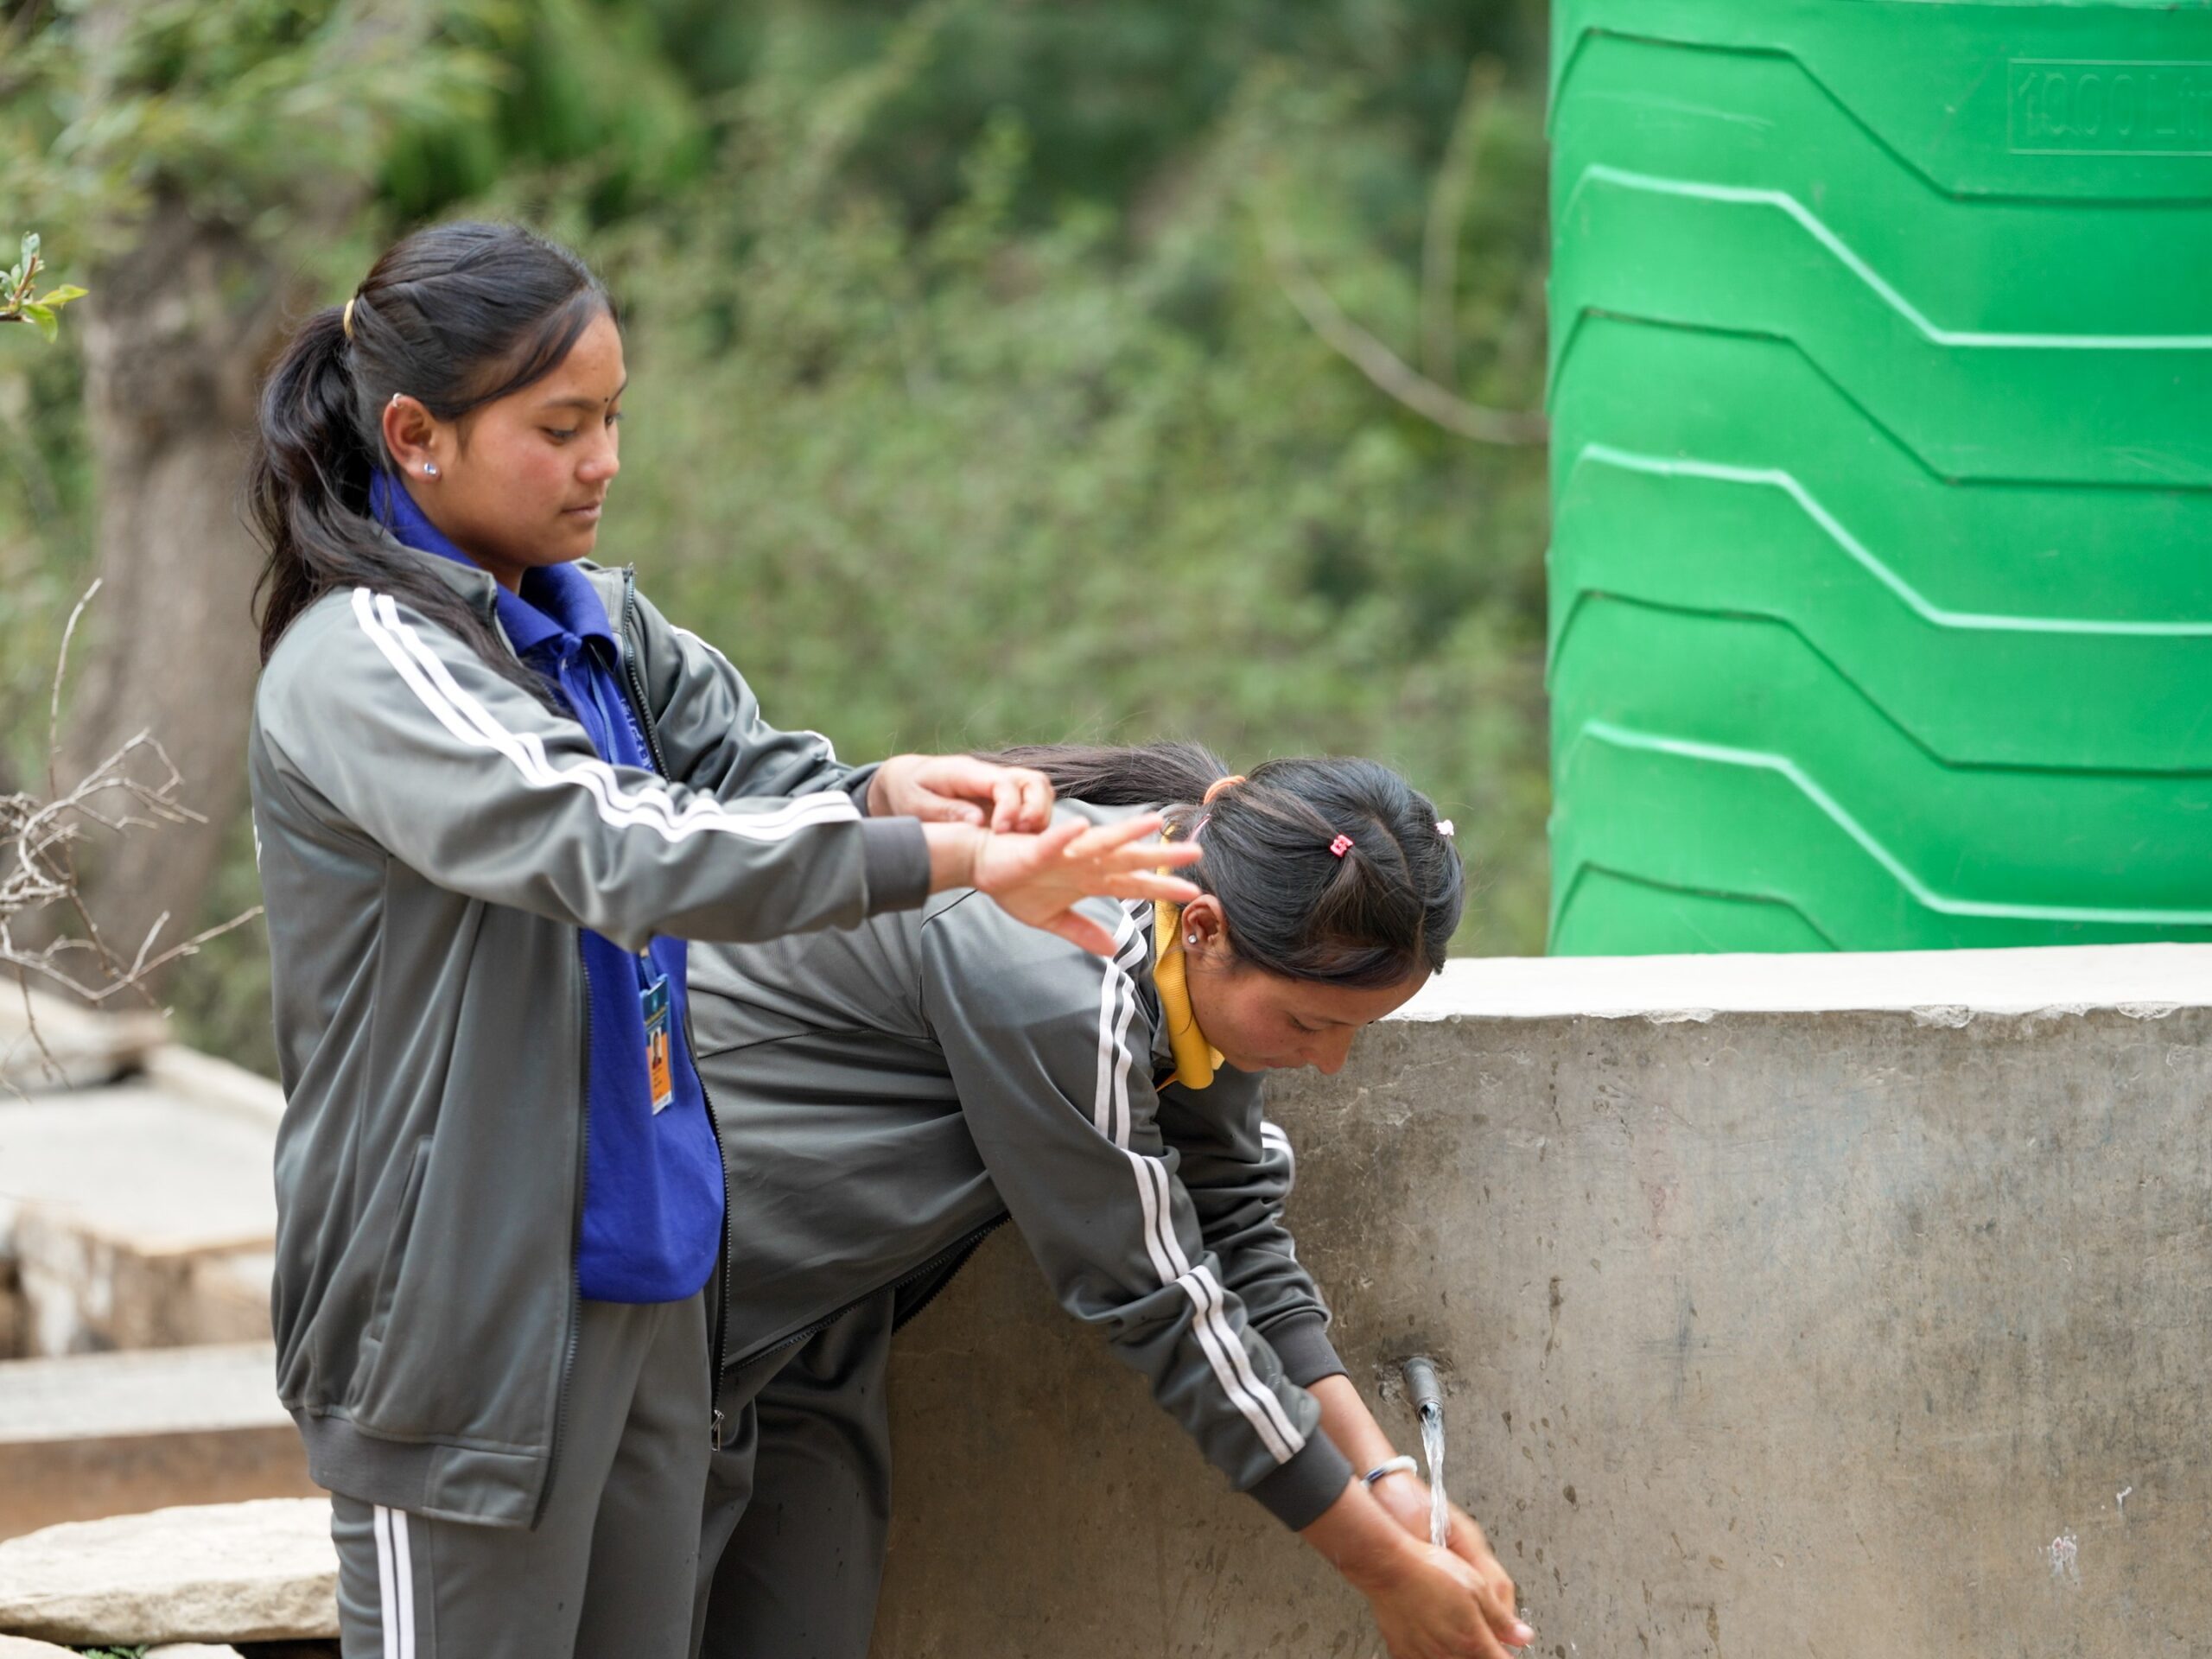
[
  {"x1": 1202, "y1": 773, "x2": 1245, "y2": 805},
  {"x1": 341, "y1": 296, "x2": 358, "y2": 340},
  {"x1": 1435, "y1": 819, "x2": 1455, "y2": 840},
  {"x1": 1329, "y1": 834, "x2": 1354, "y2": 859}
]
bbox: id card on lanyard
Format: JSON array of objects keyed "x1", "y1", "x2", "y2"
[{"x1": 641, "y1": 975, "x2": 675, "y2": 1113}]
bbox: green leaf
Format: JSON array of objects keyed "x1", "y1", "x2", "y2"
[
  {"x1": 18, "y1": 232, "x2": 36, "y2": 267},
  {"x1": 39, "y1": 285, "x2": 87, "y2": 308},
  {"x1": 22, "y1": 302, "x2": 57, "y2": 343}
]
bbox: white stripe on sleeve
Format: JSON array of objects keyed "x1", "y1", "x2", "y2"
[
  {"x1": 1179, "y1": 1268, "x2": 1299, "y2": 1463},
  {"x1": 1089, "y1": 919, "x2": 1307, "y2": 1466},
  {"x1": 1091, "y1": 911, "x2": 1140, "y2": 1137},
  {"x1": 352, "y1": 589, "x2": 860, "y2": 845}
]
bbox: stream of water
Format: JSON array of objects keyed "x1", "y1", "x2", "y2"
[{"x1": 1417, "y1": 1402, "x2": 1448, "y2": 1549}]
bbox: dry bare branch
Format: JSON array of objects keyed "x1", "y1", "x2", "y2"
[
  {"x1": 1420, "y1": 57, "x2": 1505, "y2": 387},
  {"x1": 47, "y1": 577, "x2": 100, "y2": 794},
  {"x1": 1266, "y1": 219, "x2": 1548, "y2": 448},
  {"x1": 3, "y1": 584, "x2": 264, "y2": 1062}
]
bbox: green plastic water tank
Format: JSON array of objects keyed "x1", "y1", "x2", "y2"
[{"x1": 1547, "y1": 0, "x2": 2212, "y2": 954}]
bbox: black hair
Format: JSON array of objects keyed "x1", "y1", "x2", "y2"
[
  {"x1": 247, "y1": 220, "x2": 613, "y2": 694},
  {"x1": 983, "y1": 742, "x2": 1465, "y2": 988}
]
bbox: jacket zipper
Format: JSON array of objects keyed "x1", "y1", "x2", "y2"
[
  {"x1": 617, "y1": 569, "x2": 734, "y2": 1449},
  {"x1": 728, "y1": 1212, "x2": 1010, "y2": 1374},
  {"x1": 533, "y1": 942, "x2": 592, "y2": 1528},
  {"x1": 889, "y1": 1212, "x2": 1008, "y2": 1332}
]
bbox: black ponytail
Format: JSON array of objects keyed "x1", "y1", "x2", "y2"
[
  {"x1": 986, "y1": 742, "x2": 1465, "y2": 988},
  {"x1": 247, "y1": 221, "x2": 613, "y2": 698}
]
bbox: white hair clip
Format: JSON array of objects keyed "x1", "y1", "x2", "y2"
[{"x1": 1435, "y1": 819, "x2": 1455, "y2": 839}]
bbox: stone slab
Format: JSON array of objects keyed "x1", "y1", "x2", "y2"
[
  {"x1": 0, "y1": 1344, "x2": 314, "y2": 1540},
  {"x1": 0, "y1": 1087, "x2": 276, "y2": 1258},
  {"x1": 0, "y1": 1498, "x2": 336, "y2": 1645},
  {"x1": 138, "y1": 1046, "x2": 286, "y2": 1134},
  {"x1": 0, "y1": 991, "x2": 166, "y2": 1094},
  {"x1": 10, "y1": 1217, "x2": 274, "y2": 1357},
  {"x1": 188, "y1": 1249, "x2": 276, "y2": 1342},
  {"x1": 0, "y1": 1637, "x2": 79, "y2": 1657},
  {"x1": 872, "y1": 950, "x2": 2212, "y2": 1658},
  {"x1": 0, "y1": 1084, "x2": 277, "y2": 1355}
]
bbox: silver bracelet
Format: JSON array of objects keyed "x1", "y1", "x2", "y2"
[{"x1": 1363, "y1": 1454, "x2": 1420, "y2": 1487}]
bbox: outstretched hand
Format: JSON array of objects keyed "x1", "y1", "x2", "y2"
[{"x1": 970, "y1": 812, "x2": 1202, "y2": 956}]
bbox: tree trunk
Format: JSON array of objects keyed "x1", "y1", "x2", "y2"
[{"x1": 55, "y1": 191, "x2": 283, "y2": 985}]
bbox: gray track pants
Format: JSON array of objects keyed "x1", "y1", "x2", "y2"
[
  {"x1": 332, "y1": 1292, "x2": 712, "y2": 1659},
  {"x1": 692, "y1": 1287, "x2": 901, "y2": 1659}
]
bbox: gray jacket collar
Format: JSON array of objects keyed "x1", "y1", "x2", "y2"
[{"x1": 370, "y1": 530, "x2": 627, "y2": 657}]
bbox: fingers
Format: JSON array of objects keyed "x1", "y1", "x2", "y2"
[
  {"x1": 1064, "y1": 812, "x2": 1203, "y2": 863},
  {"x1": 918, "y1": 791, "x2": 988, "y2": 826},
  {"x1": 1471, "y1": 1583, "x2": 1530, "y2": 1651},
  {"x1": 1013, "y1": 770, "x2": 1056, "y2": 833},
  {"x1": 1083, "y1": 846, "x2": 1202, "y2": 885},
  {"x1": 1446, "y1": 1513, "x2": 1525, "y2": 1649},
  {"x1": 888, "y1": 757, "x2": 988, "y2": 826},
  {"x1": 895, "y1": 757, "x2": 1056, "y2": 831},
  {"x1": 1446, "y1": 1525, "x2": 1493, "y2": 1580},
  {"x1": 1431, "y1": 1548, "x2": 1519, "y2": 1659},
  {"x1": 988, "y1": 769, "x2": 1054, "y2": 834},
  {"x1": 974, "y1": 810, "x2": 1199, "y2": 918},
  {"x1": 1032, "y1": 816, "x2": 1089, "y2": 858},
  {"x1": 1494, "y1": 1589, "x2": 1526, "y2": 1640}
]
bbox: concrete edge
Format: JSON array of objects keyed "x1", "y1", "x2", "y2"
[{"x1": 1403, "y1": 943, "x2": 2212, "y2": 1022}]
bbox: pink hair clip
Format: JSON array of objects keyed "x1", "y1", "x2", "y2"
[{"x1": 1329, "y1": 834, "x2": 1354, "y2": 859}]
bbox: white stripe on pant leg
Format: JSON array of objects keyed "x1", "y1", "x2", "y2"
[
  {"x1": 391, "y1": 1508, "x2": 416, "y2": 1659},
  {"x1": 373, "y1": 1506, "x2": 397, "y2": 1654},
  {"x1": 373, "y1": 1505, "x2": 416, "y2": 1659}
]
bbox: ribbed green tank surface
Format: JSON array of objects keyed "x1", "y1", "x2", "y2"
[{"x1": 1548, "y1": 0, "x2": 2212, "y2": 954}]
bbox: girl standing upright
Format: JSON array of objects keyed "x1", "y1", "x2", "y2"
[{"x1": 245, "y1": 221, "x2": 1198, "y2": 1658}]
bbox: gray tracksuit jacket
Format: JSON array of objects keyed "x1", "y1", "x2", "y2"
[
  {"x1": 688, "y1": 858, "x2": 1358, "y2": 1531},
  {"x1": 248, "y1": 546, "x2": 930, "y2": 1528}
]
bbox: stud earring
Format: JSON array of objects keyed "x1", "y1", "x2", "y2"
[
  {"x1": 423, "y1": 463, "x2": 439, "y2": 478},
  {"x1": 1185, "y1": 933, "x2": 1198, "y2": 946}
]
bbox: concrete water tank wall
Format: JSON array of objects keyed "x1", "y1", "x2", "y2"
[
  {"x1": 873, "y1": 946, "x2": 2212, "y2": 1656},
  {"x1": 1546, "y1": 0, "x2": 2212, "y2": 953}
]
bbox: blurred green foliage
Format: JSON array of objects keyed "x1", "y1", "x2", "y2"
[
  {"x1": 0, "y1": 0, "x2": 1551, "y2": 1074},
  {"x1": 0, "y1": 0, "x2": 508, "y2": 260}
]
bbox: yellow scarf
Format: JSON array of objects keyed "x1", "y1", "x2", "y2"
[{"x1": 1153, "y1": 898, "x2": 1224, "y2": 1090}]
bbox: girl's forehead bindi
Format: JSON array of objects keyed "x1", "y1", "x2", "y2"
[{"x1": 537, "y1": 378, "x2": 627, "y2": 412}]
